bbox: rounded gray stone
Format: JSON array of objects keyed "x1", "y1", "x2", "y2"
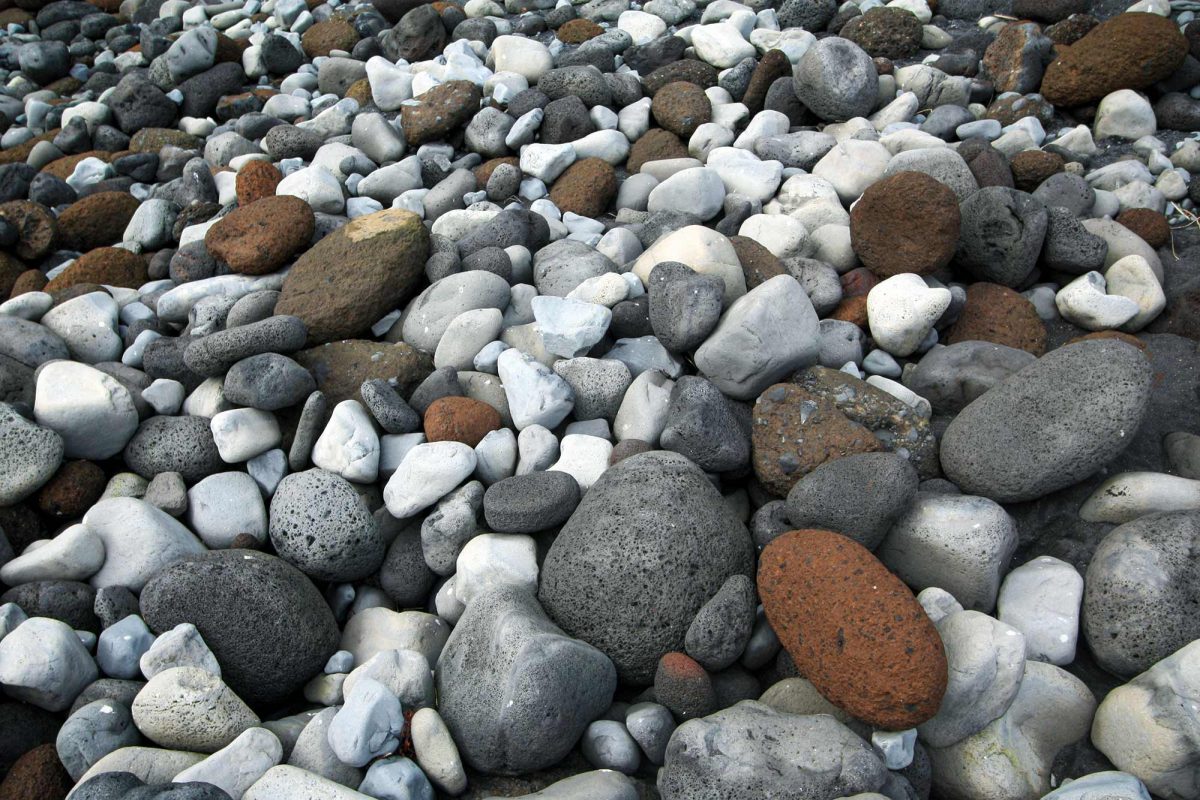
[
  {"x1": 791, "y1": 37, "x2": 877, "y2": 122},
  {"x1": 482, "y1": 470, "x2": 581, "y2": 533},
  {"x1": 223, "y1": 354, "x2": 316, "y2": 411},
  {"x1": 785, "y1": 452, "x2": 919, "y2": 551},
  {"x1": 269, "y1": 468, "x2": 385, "y2": 582},
  {"x1": 123, "y1": 415, "x2": 225, "y2": 484}
]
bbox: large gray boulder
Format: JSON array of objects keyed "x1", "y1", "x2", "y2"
[
  {"x1": 939, "y1": 340, "x2": 1152, "y2": 503},
  {"x1": 659, "y1": 701, "x2": 888, "y2": 800},
  {"x1": 436, "y1": 586, "x2": 616, "y2": 775},
  {"x1": 539, "y1": 451, "x2": 754, "y2": 683},
  {"x1": 1082, "y1": 511, "x2": 1200, "y2": 678},
  {"x1": 791, "y1": 37, "x2": 877, "y2": 122}
]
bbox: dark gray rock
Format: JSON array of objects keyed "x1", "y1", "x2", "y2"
[
  {"x1": 684, "y1": 574, "x2": 756, "y2": 672},
  {"x1": 125, "y1": 783, "x2": 234, "y2": 799},
  {"x1": 263, "y1": 125, "x2": 323, "y2": 161},
  {"x1": 183, "y1": 316, "x2": 308, "y2": 377},
  {"x1": 106, "y1": 72, "x2": 177, "y2": 133},
  {"x1": 123, "y1": 415, "x2": 225, "y2": 484},
  {"x1": 905, "y1": 341, "x2": 1037, "y2": 416},
  {"x1": 288, "y1": 390, "x2": 327, "y2": 472},
  {"x1": 1041, "y1": 206, "x2": 1108, "y2": 275},
  {"x1": 1, "y1": 580, "x2": 98, "y2": 631},
  {"x1": 269, "y1": 468, "x2": 385, "y2": 582},
  {"x1": 56, "y1": 698, "x2": 140, "y2": 781},
  {"x1": 361, "y1": 379, "x2": 420, "y2": 434},
  {"x1": 648, "y1": 262, "x2": 723, "y2": 353},
  {"x1": 777, "y1": 0, "x2": 837, "y2": 30},
  {"x1": 1031, "y1": 172, "x2": 1094, "y2": 217},
  {"x1": 659, "y1": 376, "x2": 750, "y2": 473},
  {"x1": 70, "y1": 772, "x2": 146, "y2": 800},
  {"x1": 791, "y1": 37, "x2": 876, "y2": 122},
  {"x1": 0, "y1": 403, "x2": 62, "y2": 506},
  {"x1": 406, "y1": 366, "x2": 463, "y2": 415},
  {"x1": 139, "y1": 549, "x2": 340, "y2": 705},
  {"x1": 456, "y1": 208, "x2": 550, "y2": 259},
  {"x1": 785, "y1": 452, "x2": 919, "y2": 550},
  {"x1": 539, "y1": 451, "x2": 755, "y2": 683},
  {"x1": 378, "y1": 523, "x2": 434, "y2": 607},
  {"x1": 437, "y1": 585, "x2": 617, "y2": 775},
  {"x1": 940, "y1": 340, "x2": 1152, "y2": 503},
  {"x1": 533, "y1": 239, "x2": 618, "y2": 297},
  {"x1": 540, "y1": 95, "x2": 596, "y2": 145},
  {"x1": 0, "y1": 317, "x2": 69, "y2": 368},
  {"x1": 659, "y1": 702, "x2": 888, "y2": 800},
  {"x1": 956, "y1": 186, "x2": 1048, "y2": 287},
  {"x1": 482, "y1": 471, "x2": 581, "y2": 533},
  {"x1": 1083, "y1": 511, "x2": 1200, "y2": 678},
  {"x1": 537, "y1": 65, "x2": 612, "y2": 107},
  {"x1": 223, "y1": 353, "x2": 315, "y2": 411}
]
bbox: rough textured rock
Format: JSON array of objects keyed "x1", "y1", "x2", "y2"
[
  {"x1": 850, "y1": 171, "x2": 960, "y2": 278},
  {"x1": 758, "y1": 529, "x2": 948, "y2": 730},
  {"x1": 539, "y1": 451, "x2": 755, "y2": 684}
]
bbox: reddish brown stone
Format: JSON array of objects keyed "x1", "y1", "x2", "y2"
[
  {"x1": 829, "y1": 295, "x2": 868, "y2": 327},
  {"x1": 301, "y1": 18, "x2": 359, "y2": 58},
  {"x1": 946, "y1": 283, "x2": 1047, "y2": 356},
  {"x1": 557, "y1": 18, "x2": 603, "y2": 43},
  {"x1": 651, "y1": 81, "x2": 712, "y2": 139},
  {"x1": 1116, "y1": 208, "x2": 1170, "y2": 249},
  {"x1": 731, "y1": 235, "x2": 785, "y2": 289},
  {"x1": 0, "y1": 744, "x2": 71, "y2": 800},
  {"x1": 758, "y1": 530, "x2": 948, "y2": 730},
  {"x1": 37, "y1": 460, "x2": 106, "y2": 518},
  {"x1": 873, "y1": 56, "x2": 894, "y2": 75},
  {"x1": 841, "y1": 6, "x2": 922, "y2": 60},
  {"x1": 743, "y1": 49, "x2": 791, "y2": 113},
  {"x1": 0, "y1": 200, "x2": 57, "y2": 261},
  {"x1": 294, "y1": 340, "x2": 433, "y2": 406},
  {"x1": 205, "y1": 195, "x2": 315, "y2": 275},
  {"x1": 10, "y1": 269, "x2": 47, "y2": 298},
  {"x1": 627, "y1": 128, "x2": 688, "y2": 173},
  {"x1": 1045, "y1": 13, "x2": 1099, "y2": 46},
  {"x1": 984, "y1": 93, "x2": 1055, "y2": 127},
  {"x1": 56, "y1": 191, "x2": 139, "y2": 252},
  {"x1": 549, "y1": 158, "x2": 617, "y2": 218},
  {"x1": 0, "y1": 131, "x2": 56, "y2": 167},
  {"x1": 1041, "y1": 13, "x2": 1188, "y2": 106},
  {"x1": 474, "y1": 157, "x2": 519, "y2": 188},
  {"x1": 849, "y1": 171, "x2": 960, "y2": 278},
  {"x1": 654, "y1": 652, "x2": 716, "y2": 720},
  {"x1": 1010, "y1": 149, "x2": 1065, "y2": 192},
  {"x1": 401, "y1": 80, "x2": 483, "y2": 147},
  {"x1": 0, "y1": 254, "x2": 24, "y2": 299},
  {"x1": 840, "y1": 267, "x2": 879, "y2": 298},
  {"x1": 424, "y1": 396, "x2": 502, "y2": 447},
  {"x1": 235, "y1": 159, "x2": 283, "y2": 206},
  {"x1": 231, "y1": 533, "x2": 264, "y2": 549},
  {"x1": 44, "y1": 247, "x2": 147, "y2": 293},
  {"x1": 49, "y1": 283, "x2": 107, "y2": 308},
  {"x1": 346, "y1": 79, "x2": 373, "y2": 107},
  {"x1": 982, "y1": 21, "x2": 1050, "y2": 94}
]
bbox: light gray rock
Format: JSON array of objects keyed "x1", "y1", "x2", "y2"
[
  {"x1": 436, "y1": 585, "x2": 617, "y2": 774},
  {"x1": 533, "y1": 239, "x2": 618, "y2": 297},
  {"x1": 286, "y1": 707, "x2": 363, "y2": 788},
  {"x1": 339, "y1": 608, "x2": 451, "y2": 668},
  {"x1": 929, "y1": 661, "x2": 1095, "y2": 800},
  {"x1": 410, "y1": 707, "x2": 467, "y2": 796},
  {"x1": 40, "y1": 292, "x2": 122, "y2": 364},
  {"x1": 581, "y1": 720, "x2": 640, "y2": 774},
  {"x1": 383, "y1": 441, "x2": 478, "y2": 518},
  {"x1": 173, "y1": 726, "x2": 283, "y2": 798},
  {"x1": 496, "y1": 348, "x2": 575, "y2": 430},
  {"x1": 0, "y1": 523, "x2": 104, "y2": 586},
  {"x1": 420, "y1": 480, "x2": 483, "y2": 576},
  {"x1": 343, "y1": 648, "x2": 434, "y2": 710},
  {"x1": 0, "y1": 616, "x2": 98, "y2": 711},
  {"x1": 186, "y1": 471, "x2": 268, "y2": 548},
  {"x1": 684, "y1": 574, "x2": 756, "y2": 672},
  {"x1": 245, "y1": 764, "x2": 372, "y2": 799},
  {"x1": 997, "y1": 556, "x2": 1083, "y2": 666},
  {"x1": 210, "y1": 408, "x2": 282, "y2": 463},
  {"x1": 877, "y1": 492, "x2": 1018, "y2": 613},
  {"x1": 791, "y1": 37, "x2": 878, "y2": 122},
  {"x1": 34, "y1": 361, "x2": 139, "y2": 459},
  {"x1": 917, "y1": 610, "x2": 1026, "y2": 748},
  {"x1": 328, "y1": 677, "x2": 405, "y2": 767},
  {"x1": 96, "y1": 614, "x2": 155, "y2": 680},
  {"x1": 1041, "y1": 772, "x2": 1150, "y2": 800},
  {"x1": 83, "y1": 497, "x2": 206, "y2": 592},
  {"x1": 660, "y1": 701, "x2": 888, "y2": 799},
  {"x1": 483, "y1": 770, "x2": 638, "y2": 800},
  {"x1": 359, "y1": 756, "x2": 435, "y2": 800},
  {"x1": 401, "y1": 272, "x2": 512, "y2": 353},
  {"x1": 71, "y1": 747, "x2": 205, "y2": 790},
  {"x1": 552, "y1": 358, "x2": 632, "y2": 421},
  {"x1": 140, "y1": 622, "x2": 221, "y2": 679},
  {"x1": 693, "y1": 274, "x2": 819, "y2": 401},
  {"x1": 132, "y1": 666, "x2": 259, "y2": 753}
]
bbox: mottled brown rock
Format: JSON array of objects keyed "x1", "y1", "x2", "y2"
[
  {"x1": 345, "y1": 78, "x2": 373, "y2": 107},
  {"x1": 627, "y1": 128, "x2": 688, "y2": 173},
  {"x1": 49, "y1": 283, "x2": 107, "y2": 308},
  {"x1": 40, "y1": 151, "x2": 111, "y2": 181},
  {"x1": 1013, "y1": 0, "x2": 1087, "y2": 22},
  {"x1": 276, "y1": 208, "x2": 428, "y2": 344},
  {"x1": 37, "y1": 460, "x2": 105, "y2": 518},
  {"x1": 841, "y1": 7, "x2": 923, "y2": 60},
  {"x1": 731, "y1": 234, "x2": 785, "y2": 289},
  {"x1": 1045, "y1": 13, "x2": 1099, "y2": 46},
  {"x1": 849, "y1": 171, "x2": 960, "y2": 278},
  {"x1": 401, "y1": 80, "x2": 482, "y2": 146},
  {"x1": 984, "y1": 93, "x2": 1055, "y2": 127},
  {"x1": 10, "y1": 269, "x2": 46, "y2": 299},
  {"x1": 758, "y1": 530, "x2": 948, "y2": 730},
  {"x1": 1116, "y1": 208, "x2": 1170, "y2": 249},
  {"x1": 1041, "y1": 13, "x2": 1188, "y2": 107},
  {"x1": 44, "y1": 247, "x2": 147, "y2": 293},
  {"x1": 0, "y1": 254, "x2": 24, "y2": 300},
  {"x1": 294, "y1": 340, "x2": 433, "y2": 406},
  {"x1": 301, "y1": 18, "x2": 359, "y2": 58},
  {"x1": 751, "y1": 369, "x2": 938, "y2": 497},
  {"x1": 947, "y1": 283, "x2": 1047, "y2": 355},
  {"x1": 0, "y1": 200, "x2": 56, "y2": 261},
  {"x1": 959, "y1": 141, "x2": 1015, "y2": 189},
  {"x1": 651, "y1": 81, "x2": 712, "y2": 138},
  {"x1": 830, "y1": 295, "x2": 868, "y2": 327},
  {"x1": 549, "y1": 158, "x2": 617, "y2": 218},
  {"x1": 205, "y1": 195, "x2": 315, "y2": 275},
  {"x1": 129, "y1": 128, "x2": 201, "y2": 153},
  {"x1": 743, "y1": 49, "x2": 791, "y2": 113},
  {"x1": 424, "y1": 396, "x2": 502, "y2": 447},
  {"x1": 557, "y1": 18, "x2": 602, "y2": 43},
  {"x1": 235, "y1": 159, "x2": 282, "y2": 205},
  {"x1": 1066, "y1": 330, "x2": 1146, "y2": 350},
  {"x1": 1010, "y1": 149, "x2": 1065, "y2": 192},
  {"x1": 56, "y1": 191, "x2": 139, "y2": 252},
  {"x1": 840, "y1": 267, "x2": 879, "y2": 298},
  {"x1": 0, "y1": 744, "x2": 71, "y2": 800},
  {"x1": 643, "y1": 60, "x2": 718, "y2": 95},
  {"x1": 0, "y1": 131, "x2": 56, "y2": 166}
]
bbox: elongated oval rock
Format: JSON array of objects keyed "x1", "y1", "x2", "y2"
[
  {"x1": 758, "y1": 529, "x2": 948, "y2": 730},
  {"x1": 939, "y1": 340, "x2": 1152, "y2": 503}
]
